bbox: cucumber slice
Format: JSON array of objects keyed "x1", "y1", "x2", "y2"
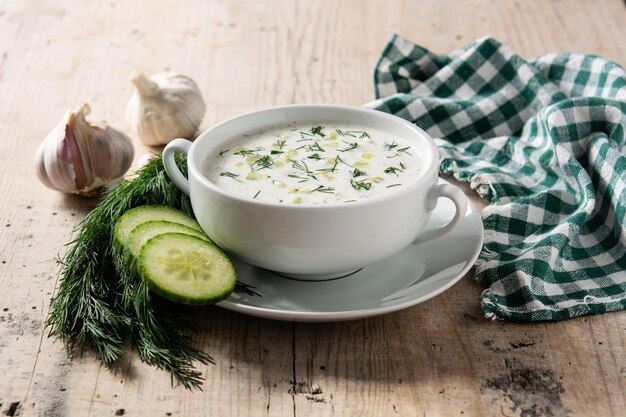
[
  {"x1": 113, "y1": 205, "x2": 203, "y2": 251},
  {"x1": 139, "y1": 233, "x2": 237, "y2": 305},
  {"x1": 124, "y1": 221, "x2": 211, "y2": 273}
]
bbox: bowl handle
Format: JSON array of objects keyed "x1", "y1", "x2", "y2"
[
  {"x1": 412, "y1": 183, "x2": 468, "y2": 245},
  {"x1": 162, "y1": 138, "x2": 192, "y2": 196}
]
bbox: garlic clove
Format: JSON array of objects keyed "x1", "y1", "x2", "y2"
[
  {"x1": 35, "y1": 122, "x2": 68, "y2": 191},
  {"x1": 137, "y1": 152, "x2": 156, "y2": 168},
  {"x1": 89, "y1": 126, "x2": 135, "y2": 182},
  {"x1": 35, "y1": 104, "x2": 135, "y2": 196},
  {"x1": 126, "y1": 70, "x2": 206, "y2": 146}
]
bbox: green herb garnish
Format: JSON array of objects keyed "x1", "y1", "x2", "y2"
[
  {"x1": 351, "y1": 168, "x2": 367, "y2": 177},
  {"x1": 307, "y1": 141, "x2": 325, "y2": 152},
  {"x1": 387, "y1": 184, "x2": 402, "y2": 188},
  {"x1": 386, "y1": 146, "x2": 412, "y2": 159},
  {"x1": 252, "y1": 155, "x2": 274, "y2": 170},
  {"x1": 307, "y1": 153, "x2": 322, "y2": 160},
  {"x1": 335, "y1": 155, "x2": 350, "y2": 166},
  {"x1": 310, "y1": 126, "x2": 325, "y2": 137},
  {"x1": 253, "y1": 190, "x2": 261, "y2": 199},
  {"x1": 288, "y1": 174, "x2": 309, "y2": 181},
  {"x1": 220, "y1": 171, "x2": 242, "y2": 181},
  {"x1": 384, "y1": 141, "x2": 398, "y2": 150},
  {"x1": 312, "y1": 185, "x2": 335, "y2": 193},
  {"x1": 316, "y1": 158, "x2": 339, "y2": 173},
  {"x1": 219, "y1": 149, "x2": 230, "y2": 156},
  {"x1": 384, "y1": 165, "x2": 404, "y2": 176},
  {"x1": 350, "y1": 178, "x2": 372, "y2": 191},
  {"x1": 291, "y1": 159, "x2": 312, "y2": 174},
  {"x1": 298, "y1": 131, "x2": 313, "y2": 141},
  {"x1": 336, "y1": 130, "x2": 369, "y2": 138},
  {"x1": 338, "y1": 142, "x2": 358, "y2": 152},
  {"x1": 234, "y1": 147, "x2": 257, "y2": 157}
]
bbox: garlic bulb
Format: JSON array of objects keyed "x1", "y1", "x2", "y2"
[
  {"x1": 35, "y1": 104, "x2": 134, "y2": 196},
  {"x1": 126, "y1": 70, "x2": 206, "y2": 146}
]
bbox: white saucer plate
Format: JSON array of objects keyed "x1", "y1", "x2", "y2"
[{"x1": 218, "y1": 179, "x2": 484, "y2": 322}]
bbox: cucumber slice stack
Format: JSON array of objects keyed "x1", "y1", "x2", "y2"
[
  {"x1": 125, "y1": 220, "x2": 211, "y2": 273},
  {"x1": 114, "y1": 205, "x2": 204, "y2": 251},
  {"x1": 113, "y1": 205, "x2": 236, "y2": 305}
]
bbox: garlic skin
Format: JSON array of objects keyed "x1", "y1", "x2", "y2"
[
  {"x1": 137, "y1": 152, "x2": 156, "y2": 168},
  {"x1": 126, "y1": 71, "x2": 206, "y2": 146},
  {"x1": 35, "y1": 104, "x2": 134, "y2": 196}
]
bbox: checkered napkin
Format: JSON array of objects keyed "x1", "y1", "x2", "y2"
[{"x1": 368, "y1": 34, "x2": 626, "y2": 321}]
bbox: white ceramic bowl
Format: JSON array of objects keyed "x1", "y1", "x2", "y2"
[{"x1": 163, "y1": 105, "x2": 467, "y2": 280}]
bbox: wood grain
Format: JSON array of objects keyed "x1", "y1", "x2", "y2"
[{"x1": 0, "y1": 0, "x2": 624, "y2": 416}]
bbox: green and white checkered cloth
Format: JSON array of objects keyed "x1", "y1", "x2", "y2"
[{"x1": 369, "y1": 34, "x2": 626, "y2": 321}]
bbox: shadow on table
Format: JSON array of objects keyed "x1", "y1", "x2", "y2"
[{"x1": 179, "y1": 274, "x2": 509, "y2": 388}]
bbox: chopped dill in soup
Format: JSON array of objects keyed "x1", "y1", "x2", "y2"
[{"x1": 203, "y1": 123, "x2": 423, "y2": 204}]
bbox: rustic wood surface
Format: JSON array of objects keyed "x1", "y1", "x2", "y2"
[{"x1": 0, "y1": 0, "x2": 625, "y2": 416}]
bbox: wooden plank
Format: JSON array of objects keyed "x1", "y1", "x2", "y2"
[
  {"x1": 292, "y1": 276, "x2": 626, "y2": 416},
  {"x1": 0, "y1": 0, "x2": 624, "y2": 416}
]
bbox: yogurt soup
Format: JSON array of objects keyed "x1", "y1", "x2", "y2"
[{"x1": 203, "y1": 123, "x2": 423, "y2": 204}]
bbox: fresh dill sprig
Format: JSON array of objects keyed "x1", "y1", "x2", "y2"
[
  {"x1": 288, "y1": 174, "x2": 309, "y2": 181},
  {"x1": 335, "y1": 155, "x2": 350, "y2": 166},
  {"x1": 316, "y1": 158, "x2": 339, "y2": 173},
  {"x1": 220, "y1": 171, "x2": 242, "y2": 181},
  {"x1": 336, "y1": 130, "x2": 369, "y2": 139},
  {"x1": 312, "y1": 185, "x2": 335, "y2": 193},
  {"x1": 338, "y1": 142, "x2": 358, "y2": 152},
  {"x1": 234, "y1": 147, "x2": 257, "y2": 157},
  {"x1": 384, "y1": 141, "x2": 398, "y2": 150},
  {"x1": 46, "y1": 154, "x2": 257, "y2": 390},
  {"x1": 306, "y1": 142, "x2": 325, "y2": 152},
  {"x1": 384, "y1": 165, "x2": 404, "y2": 176},
  {"x1": 291, "y1": 159, "x2": 312, "y2": 174},
  {"x1": 298, "y1": 131, "x2": 313, "y2": 141},
  {"x1": 397, "y1": 146, "x2": 412, "y2": 155},
  {"x1": 310, "y1": 126, "x2": 325, "y2": 137},
  {"x1": 252, "y1": 155, "x2": 274, "y2": 170},
  {"x1": 350, "y1": 178, "x2": 372, "y2": 191},
  {"x1": 386, "y1": 145, "x2": 412, "y2": 159},
  {"x1": 351, "y1": 168, "x2": 367, "y2": 177}
]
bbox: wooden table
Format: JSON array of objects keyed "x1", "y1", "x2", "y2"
[{"x1": 1, "y1": 0, "x2": 625, "y2": 415}]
